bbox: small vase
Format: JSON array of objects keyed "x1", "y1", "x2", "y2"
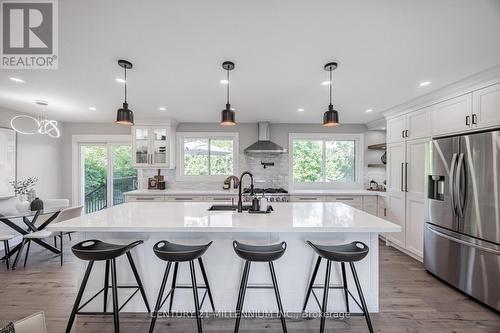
[{"x1": 16, "y1": 195, "x2": 31, "y2": 212}]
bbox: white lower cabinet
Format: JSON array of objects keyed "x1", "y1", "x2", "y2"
[
  {"x1": 126, "y1": 195, "x2": 165, "y2": 202},
  {"x1": 289, "y1": 195, "x2": 325, "y2": 202}
]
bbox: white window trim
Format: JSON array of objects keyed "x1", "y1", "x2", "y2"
[
  {"x1": 288, "y1": 133, "x2": 364, "y2": 190},
  {"x1": 176, "y1": 132, "x2": 239, "y2": 181},
  {"x1": 71, "y1": 134, "x2": 132, "y2": 206}
]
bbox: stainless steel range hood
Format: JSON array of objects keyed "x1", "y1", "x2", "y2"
[{"x1": 244, "y1": 122, "x2": 287, "y2": 154}]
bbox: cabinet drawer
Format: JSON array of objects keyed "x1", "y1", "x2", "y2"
[
  {"x1": 290, "y1": 196, "x2": 325, "y2": 202},
  {"x1": 165, "y1": 196, "x2": 204, "y2": 202},
  {"x1": 205, "y1": 196, "x2": 237, "y2": 202},
  {"x1": 327, "y1": 196, "x2": 362, "y2": 206},
  {"x1": 363, "y1": 196, "x2": 378, "y2": 205},
  {"x1": 126, "y1": 195, "x2": 164, "y2": 202}
]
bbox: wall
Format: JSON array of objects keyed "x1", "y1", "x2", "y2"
[{"x1": 0, "y1": 108, "x2": 63, "y2": 211}]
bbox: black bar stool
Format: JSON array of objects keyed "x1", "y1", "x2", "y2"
[
  {"x1": 149, "y1": 240, "x2": 214, "y2": 333},
  {"x1": 65, "y1": 239, "x2": 151, "y2": 333},
  {"x1": 233, "y1": 240, "x2": 287, "y2": 333},
  {"x1": 302, "y1": 241, "x2": 373, "y2": 333}
]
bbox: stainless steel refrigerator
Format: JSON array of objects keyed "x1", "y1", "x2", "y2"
[{"x1": 424, "y1": 128, "x2": 500, "y2": 311}]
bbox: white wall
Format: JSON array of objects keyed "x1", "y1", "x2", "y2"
[{"x1": 0, "y1": 108, "x2": 63, "y2": 210}]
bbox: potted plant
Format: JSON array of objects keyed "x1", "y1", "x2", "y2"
[{"x1": 10, "y1": 177, "x2": 38, "y2": 212}]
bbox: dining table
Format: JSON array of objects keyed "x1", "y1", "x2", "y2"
[{"x1": 0, "y1": 204, "x2": 67, "y2": 260}]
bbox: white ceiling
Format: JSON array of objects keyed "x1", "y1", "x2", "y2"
[{"x1": 1, "y1": 0, "x2": 500, "y2": 124}]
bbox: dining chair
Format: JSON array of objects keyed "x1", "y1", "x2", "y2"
[{"x1": 12, "y1": 205, "x2": 83, "y2": 269}]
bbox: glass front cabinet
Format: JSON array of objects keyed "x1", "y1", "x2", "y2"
[{"x1": 132, "y1": 121, "x2": 176, "y2": 168}]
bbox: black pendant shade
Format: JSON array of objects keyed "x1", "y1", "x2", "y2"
[
  {"x1": 220, "y1": 61, "x2": 236, "y2": 126},
  {"x1": 323, "y1": 104, "x2": 339, "y2": 127},
  {"x1": 221, "y1": 103, "x2": 236, "y2": 126},
  {"x1": 115, "y1": 59, "x2": 134, "y2": 126},
  {"x1": 322, "y1": 62, "x2": 340, "y2": 127},
  {"x1": 116, "y1": 102, "x2": 134, "y2": 125}
]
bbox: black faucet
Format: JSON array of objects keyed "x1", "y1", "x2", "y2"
[{"x1": 238, "y1": 171, "x2": 254, "y2": 212}]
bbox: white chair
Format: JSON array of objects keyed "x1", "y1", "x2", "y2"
[
  {"x1": 0, "y1": 233, "x2": 15, "y2": 270},
  {"x1": 13, "y1": 311, "x2": 47, "y2": 333},
  {"x1": 13, "y1": 205, "x2": 83, "y2": 269}
]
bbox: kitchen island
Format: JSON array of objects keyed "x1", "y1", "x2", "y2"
[{"x1": 48, "y1": 202, "x2": 400, "y2": 313}]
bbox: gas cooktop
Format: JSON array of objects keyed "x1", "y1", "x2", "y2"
[{"x1": 243, "y1": 187, "x2": 288, "y2": 194}]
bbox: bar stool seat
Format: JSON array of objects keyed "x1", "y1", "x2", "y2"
[
  {"x1": 233, "y1": 240, "x2": 288, "y2": 333},
  {"x1": 233, "y1": 241, "x2": 286, "y2": 262},
  {"x1": 303, "y1": 240, "x2": 373, "y2": 333},
  {"x1": 0, "y1": 233, "x2": 14, "y2": 241},
  {"x1": 72, "y1": 239, "x2": 143, "y2": 261},
  {"x1": 65, "y1": 239, "x2": 150, "y2": 333},
  {"x1": 150, "y1": 240, "x2": 215, "y2": 333},
  {"x1": 307, "y1": 241, "x2": 369, "y2": 262},
  {"x1": 153, "y1": 240, "x2": 212, "y2": 262}
]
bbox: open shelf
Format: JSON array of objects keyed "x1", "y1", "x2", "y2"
[
  {"x1": 367, "y1": 163, "x2": 386, "y2": 168},
  {"x1": 368, "y1": 143, "x2": 386, "y2": 150}
]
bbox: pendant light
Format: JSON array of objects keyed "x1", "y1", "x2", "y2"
[
  {"x1": 115, "y1": 59, "x2": 134, "y2": 126},
  {"x1": 323, "y1": 62, "x2": 340, "y2": 127},
  {"x1": 220, "y1": 61, "x2": 236, "y2": 126}
]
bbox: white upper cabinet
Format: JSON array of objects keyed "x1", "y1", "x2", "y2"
[
  {"x1": 407, "y1": 107, "x2": 432, "y2": 140},
  {"x1": 132, "y1": 121, "x2": 176, "y2": 168},
  {"x1": 473, "y1": 83, "x2": 500, "y2": 130},
  {"x1": 431, "y1": 93, "x2": 472, "y2": 136},
  {"x1": 387, "y1": 107, "x2": 431, "y2": 144},
  {"x1": 386, "y1": 116, "x2": 406, "y2": 144}
]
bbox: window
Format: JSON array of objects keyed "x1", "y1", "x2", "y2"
[
  {"x1": 289, "y1": 133, "x2": 363, "y2": 188},
  {"x1": 177, "y1": 132, "x2": 238, "y2": 180}
]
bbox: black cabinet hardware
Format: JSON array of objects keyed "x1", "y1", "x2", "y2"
[
  {"x1": 466, "y1": 115, "x2": 470, "y2": 126},
  {"x1": 472, "y1": 114, "x2": 477, "y2": 125}
]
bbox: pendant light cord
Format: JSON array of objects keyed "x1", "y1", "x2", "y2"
[
  {"x1": 226, "y1": 68, "x2": 230, "y2": 105},
  {"x1": 329, "y1": 68, "x2": 333, "y2": 106},
  {"x1": 124, "y1": 66, "x2": 128, "y2": 103}
]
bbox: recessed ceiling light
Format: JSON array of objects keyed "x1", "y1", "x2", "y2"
[
  {"x1": 88, "y1": 106, "x2": 96, "y2": 111},
  {"x1": 115, "y1": 78, "x2": 126, "y2": 83},
  {"x1": 321, "y1": 80, "x2": 331, "y2": 85},
  {"x1": 9, "y1": 77, "x2": 25, "y2": 83},
  {"x1": 159, "y1": 107, "x2": 166, "y2": 111},
  {"x1": 220, "y1": 79, "x2": 229, "y2": 84},
  {"x1": 419, "y1": 81, "x2": 431, "y2": 87},
  {"x1": 365, "y1": 109, "x2": 373, "y2": 113},
  {"x1": 297, "y1": 108, "x2": 305, "y2": 112}
]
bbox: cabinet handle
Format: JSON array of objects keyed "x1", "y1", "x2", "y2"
[
  {"x1": 135, "y1": 197, "x2": 155, "y2": 201},
  {"x1": 405, "y1": 130, "x2": 409, "y2": 138},
  {"x1": 465, "y1": 115, "x2": 470, "y2": 126},
  {"x1": 175, "y1": 197, "x2": 193, "y2": 201},
  {"x1": 401, "y1": 130, "x2": 405, "y2": 138},
  {"x1": 299, "y1": 197, "x2": 317, "y2": 201},
  {"x1": 384, "y1": 208, "x2": 387, "y2": 217},
  {"x1": 213, "y1": 197, "x2": 231, "y2": 201},
  {"x1": 472, "y1": 114, "x2": 477, "y2": 125},
  {"x1": 401, "y1": 163, "x2": 404, "y2": 192},
  {"x1": 335, "y1": 197, "x2": 354, "y2": 201},
  {"x1": 405, "y1": 162, "x2": 408, "y2": 192}
]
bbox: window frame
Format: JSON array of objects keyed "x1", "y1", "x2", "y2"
[
  {"x1": 288, "y1": 133, "x2": 364, "y2": 189},
  {"x1": 176, "y1": 132, "x2": 239, "y2": 181}
]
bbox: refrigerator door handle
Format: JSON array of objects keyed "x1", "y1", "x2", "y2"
[
  {"x1": 455, "y1": 153, "x2": 466, "y2": 218},
  {"x1": 449, "y1": 153, "x2": 458, "y2": 216},
  {"x1": 428, "y1": 225, "x2": 500, "y2": 255}
]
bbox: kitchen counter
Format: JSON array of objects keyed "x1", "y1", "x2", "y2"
[
  {"x1": 124, "y1": 189, "x2": 239, "y2": 196},
  {"x1": 49, "y1": 202, "x2": 400, "y2": 313}
]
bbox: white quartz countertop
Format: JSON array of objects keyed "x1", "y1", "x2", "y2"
[
  {"x1": 289, "y1": 189, "x2": 386, "y2": 196},
  {"x1": 124, "y1": 189, "x2": 239, "y2": 196},
  {"x1": 48, "y1": 202, "x2": 400, "y2": 233}
]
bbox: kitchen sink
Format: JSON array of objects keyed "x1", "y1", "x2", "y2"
[{"x1": 208, "y1": 205, "x2": 251, "y2": 211}]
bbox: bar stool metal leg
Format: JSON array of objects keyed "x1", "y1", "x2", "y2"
[
  {"x1": 23, "y1": 240, "x2": 31, "y2": 267},
  {"x1": 65, "y1": 261, "x2": 94, "y2": 333},
  {"x1": 269, "y1": 261, "x2": 287, "y2": 333},
  {"x1": 168, "y1": 262, "x2": 179, "y2": 314},
  {"x1": 60, "y1": 232, "x2": 64, "y2": 266},
  {"x1": 320, "y1": 260, "x2": 332, "y2": 333},
  {"x1": 149, "y1": 262, "x2": 172, "y2": 333},
  {"x1": 302, "y1": 256, "x2": 322, "y2": 311},
  {"x1": 110, "y1": 258, "x2": 120, "y2": 333},
  {"x1": 189, "y1": 260, "x2": 202, "y2": 333},
  {"x1": 350, "y1": 262, "x2": 374, "y2": 333},
  {"x1": 198, "y1": 257, "x2": 216, "y2": 312},
  {"x1": 341, "y1": 262, "x2": 350, "y2": 312},
  {"x1": 234, "y1": 261, "x2": 251, "y2": 333},
  {"x1": 126, "y1": 252, "x2": 151, "y2": 313},
  {"x1": 3, "y1": 240, "x2": 10, "y2": 270},
  {"x1": 103, "y1": 260, "x2": 110, "y2": 312},
  {"x1": 12, "y1": 238, "x2": 27, "y2": 269}
]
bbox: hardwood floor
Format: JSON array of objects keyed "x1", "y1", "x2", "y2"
[{"x1": 0, "y1": 240, "x2": 499, "y2": 332}]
